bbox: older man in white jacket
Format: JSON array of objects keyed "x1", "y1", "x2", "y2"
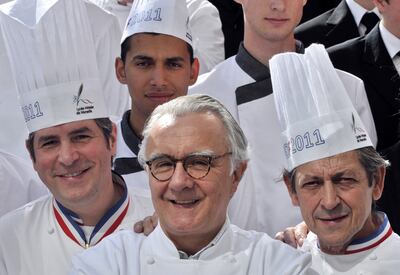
[
  {"x1": 189, "y1": 0, "x2": 377, "y2": 237},
  {"x1": 270, "y1": 45, "x2": 400, "y2": 274},
  {"x1": 70, "y1": 94, "x2": 313, "y2": 275}
]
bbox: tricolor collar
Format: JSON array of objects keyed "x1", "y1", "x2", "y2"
[
  {"x1": 345, "y1": 212, "x2": 392, "y2": 254},
  {"x1": 53, "y1": 172, "x2": 130, "y2": 248}
]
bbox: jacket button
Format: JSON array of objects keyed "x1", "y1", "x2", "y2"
[
  {"x1": 47, "y1": 228, "x2": 54, "y2": 234},
  {"x1": 147, "y1": 257, "x2": 155, "y2": 265},
  {"x1": 369, "y1": 254, "x2": 377, "y2": 260}
]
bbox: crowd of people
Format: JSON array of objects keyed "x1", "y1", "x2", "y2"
[{"x1": 0, "y1": 0, "x2": 399, "y2": 274}]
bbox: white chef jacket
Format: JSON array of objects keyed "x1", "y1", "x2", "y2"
[
  {"x1": 0, "y1": 173, "x2": 154, "y2": 275},
  {"x1": 113, "y1": 110, "x2": 150, "y2": 191},
  {"x1": 189, "y1": 43, "x2": 378, "y2": 236},
  {"x1": 90, "y1": 0, "x2": 225, "y2": 75},
  {"x1": 0, "y1": 0, "x2": 130, "y2": 160},
  {"x1": 302, "y1": 213, "x2": 400, "y2": 274},
  {"x1": 0, "y1": 150, "x2": 48, "y2": 217},
  {"x1": 70, "y1": 219, "x2": 312, "y2": 275}
]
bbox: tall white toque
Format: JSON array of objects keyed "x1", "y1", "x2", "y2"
[
  {"x1": 121, "y1": 0, "x2": 192, "y2": 46},
  {"x1": 0, "y1": 0, "x2": 108, "y2": 133},
  {"x1": 270, "y1": 44, "x2": 373, "y2": 171}
]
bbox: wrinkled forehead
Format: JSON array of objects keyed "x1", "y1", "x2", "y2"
[
  {"x1": 145, "y1": 112, "x2": 228, "y2": 157},
  {"x1": 295, "y1": 150, "x2": 363, "y2": 178}
]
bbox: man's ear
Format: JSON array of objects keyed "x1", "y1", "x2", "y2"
[
  {"x1": 230, "y1": 161, "x2": 247, "y2": 197},
  {"x1": 109, "y1": 123, "x2": 118, "y2": 155},
  {"x1": 189, "y1": 58, "x2": 200, "y2": 86},
  {"x1": 283, "y1": 175, "x2": 300, "y2": 206},
  {"x1": 26, "y1": 139, "x2": 38, "y2": 171},
  {"x1": 115, "y1": 57, "x2": 127, "y2": 84},
  {"x1": 372, "y1": 166, "x2": 386, "y2": 201},
  {"x1": 373, "y1": 0, "x2": 386, "y2": 12}
]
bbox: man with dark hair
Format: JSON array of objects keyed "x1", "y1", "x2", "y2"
[
  {"x1": 0, "y1": 1, "x2": 153, "y2": 274},
  {"x1": 295, "y1": 0, "x2": 380, "y2": 47},
  {"x1": 271, "y1": 44, "x2": 400, "y2": 274},
  {"x1": 113, "y1": 0, "x2": 199, "y2": 190}
]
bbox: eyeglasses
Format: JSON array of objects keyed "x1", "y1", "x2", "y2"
[{"x1": 145, "y1": 152, "x2": 232, "y2": 182}]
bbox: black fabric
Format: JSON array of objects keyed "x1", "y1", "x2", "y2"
[
  {"x1": 113, "y1": 110, "x2": 144, "y2": 175},
  {"x1": 114, "y1": 157, "x2": 143, "y2": 175},
  {"x1": 208, "y1": 0, "x2": 244, "y2": 58},
  {"x1": 234, "y1": 42, "x2": 304, "y2": 105},
  {"x1": 295, "y1": 0, "x2": 360, "y2": 48},
  {"x1": 378, "y1": 141, "x2": 400, "y2": 234},
  {"x1": 120, "y1": 110, "x2": 141, "y2": 155},
  {"x1": 301, "y1": 0, "x2": 341, "y2": 24},
  {"x1": 360, "y1": 12, "x2": 380, "y2": 35},
  {"x1": 328, "y1": 25, "x2": 400, "y2": 150}
]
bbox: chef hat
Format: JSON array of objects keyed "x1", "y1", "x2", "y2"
[
  {"x1": 270, "y1": 44, "x2": 373, "y2": 171},
  {"x1": 121, "y1": 0, "x2": 192, "y2": 46},
  {"x1": 0, "y1": 0, "x2": 108, "y2": 133}
]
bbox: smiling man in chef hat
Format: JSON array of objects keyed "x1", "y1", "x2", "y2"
[
  {"x1": 69, "y1": 94, "x2": 312, "y2": 275},
  {"x1": 0, "y1": 1, "x2": 153, "y2": 274},
  {"x1": 270, "y1": 44, "x2": 400, "y2": 274},
  {"x1": 113, "y1": 0, "x2": 200, "y2": 190}
]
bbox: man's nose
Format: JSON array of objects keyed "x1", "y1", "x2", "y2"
[
  {"x1": 58, "y1": 142, "x2": 79, "y2": 166},
  {"x1": 270, "y1": 0, "x2": 285, "y2": 11},
  {"x1": 320, "y1": 183, "x2": 340, "y2": 210},
  {"x1": 150, "y1": 65, "x2": 167, "y2": 87},
  {"x1": 168, "y1": 162, "x2": 195, "y2": 192}
]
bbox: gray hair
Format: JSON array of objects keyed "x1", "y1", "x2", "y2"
[
  {"x1": 283, "y1": 146, "x2": 389, "y2": 193},
  {"x1": 138, "y1": 94, "x2": 248, "y2": 170}
]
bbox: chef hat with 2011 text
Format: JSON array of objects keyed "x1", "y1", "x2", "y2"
[
  {"x1": 0, "y1": 0, "x2": 108, "y2": 134},
  {"x1": 270, "y1": 44, "x2": 373, "y2": 171},
  {"x1": 121, "y1": 0, "x2": 192, "y2": 46}
]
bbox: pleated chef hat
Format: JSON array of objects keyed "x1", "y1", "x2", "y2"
[
  {"x1": 121, "y1": 0, "x2": 192, "y2": 46},
  {"x1": 270, "y1": 44, "x2": 373, "y2": 171},
  {"x1": 0, "y1": 0, "x2": 108, "y2": 133}
]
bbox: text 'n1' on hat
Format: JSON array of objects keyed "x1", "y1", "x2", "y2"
[
  {"x1": 269, "y1": 44, "x2": 373, "y2": 171},
  {"x1": 0, "y1": 0, "x2": 108, "y2": 134},
  {"x1": 121, "y1": 0, "x2": 192, "y2": 46}
]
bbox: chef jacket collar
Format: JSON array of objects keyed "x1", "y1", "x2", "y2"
[{"x1": 235, "y1": 41, "x2": 304, "y2": 82}]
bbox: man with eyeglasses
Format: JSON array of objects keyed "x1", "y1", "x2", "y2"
[{"x1": 70, "y1": 94, "x2": 312, "y2": 274}]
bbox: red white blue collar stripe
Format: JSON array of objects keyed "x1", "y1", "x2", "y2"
[
  {"x1": 53, "y1": 179, "x2": 130, "y2": 248},
  {"x1": 345, "y1": 213, "x2": 392, "y2": 254}
]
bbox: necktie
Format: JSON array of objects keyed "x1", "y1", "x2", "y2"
[{"x1": 360, "y1": 12, "x2": 380, "y2": 34}]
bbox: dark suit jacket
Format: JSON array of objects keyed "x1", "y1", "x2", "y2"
[
  {"x1": 378, "y1": 141, "x2": 400, "y2": 234},
  {"x1": 295, "y1": 0, "x2": 360, "y2": 47},
  {"x1": 301, "y1": 0, "x2": 341, "y2": 24},
  {"x1": 328, "y1": 25, "x2": 400, "y2": 151}
]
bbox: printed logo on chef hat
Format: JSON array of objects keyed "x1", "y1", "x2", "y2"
[
  {"x1": 121, "y1": 0, "x2": 192, "y2": 46},
  {"x1": 269, "y1": 44, "x2": 373, "y2": 171},
  {"x1": 0, "y1": 0, "x2": 108, "y2": 133}
]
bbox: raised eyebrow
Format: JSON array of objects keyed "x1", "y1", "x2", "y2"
[
  {"x1": 300, "y1": 175, "x2": 323, "y2": 183},
  {"x1": 165, "y1": 56, "x2": 185, "y2": 63},
  {"x1": 331, "y1": 171, "x2": 356, "y2": 181},
  {"x1": 69, "y1": 127, "x2": 93, "y2": 137},
  {"x1": 188, "y1": 150, "x2": 215, "y2": 157},
  {"x1": 37, "y1": 135, "x2": 58, "y2": 145},
  {"x1": 147, "y1": 153, "x2": 172, "y2": 161},
  {"x1": 132, "y1": 55, "x2": 154, "y2": 62}
]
